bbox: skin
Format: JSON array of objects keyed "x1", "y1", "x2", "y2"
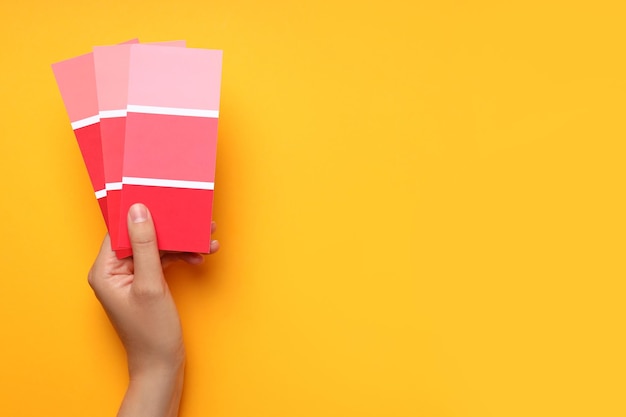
[{"x1": 88, "y1": 203, "x2": 219, "y2": 417}]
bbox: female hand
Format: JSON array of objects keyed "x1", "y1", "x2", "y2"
[{"x1": 88, "y1": 203, "x2": 218, "y2": 417}]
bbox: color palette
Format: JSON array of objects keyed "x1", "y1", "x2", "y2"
[{"x1": 52, "y1": 39, "x2": 223, "y2": 257}]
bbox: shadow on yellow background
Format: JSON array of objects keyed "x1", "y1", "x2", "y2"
[{"x1": 1, "y1": 1, "x2": 625, "y2": 416}]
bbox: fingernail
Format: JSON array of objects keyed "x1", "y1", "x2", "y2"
[{"x1": 129, "y1": 204, "x2": 148, "y2": 223}]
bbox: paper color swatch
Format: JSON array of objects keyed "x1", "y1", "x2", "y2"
[
  {"x1": 52, "y1": 52, "x2": 110, "y2": 227},
  {"x1": 93, "y1": 40, "x2": 187, "y2": 251},
  {"x1": 52, "y1": 39, "x2": 222, "y2": 257}
]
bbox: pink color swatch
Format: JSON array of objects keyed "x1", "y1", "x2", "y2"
[
  {"x1": 52, "y1": 52, "x2": 108, "y2": 227},
  {"x1": 118, "y1": 45, "x2": 223, "y2": 252},
  {"x1": 127, "y1": 46, "x2": 222, "y2": 110},
  {"x1": 93, "y1": 40, "x2": 187, "y2": 251}
]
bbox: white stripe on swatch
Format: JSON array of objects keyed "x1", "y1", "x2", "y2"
[
  {"x1": 99, "y1": 109, "x2": 127, "y2": 118},
  {"x1": 71, "y1": 115, "x2": 100, "y2": 130},
  {"x1": 95, "y1": 189, "x2": 107, "y2": 199},
  {"x1": 127, "y1": 105, "x2": 219, "y2": 118},
  {"x1": 105, "y1": 182, "x2": 123, "y2": 191},
  {"x1": 122, "y1": 176, "x2": 214, "y2": 190}
]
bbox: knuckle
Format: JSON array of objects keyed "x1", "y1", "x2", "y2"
[
  {"x1": 131, "y1": 233, "x2": 156, "y2": 248},
  {"x1": 87, "y1": 268, "x2": 97, "y2": 290}
]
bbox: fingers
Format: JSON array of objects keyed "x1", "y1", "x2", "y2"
[
  {"x1": 127, "y1": 204, "x2": 164, "y2": 294},
  {"x1": 160, "y1": 241, "x2": 219, "y2": 268},
  {"x1": 93, "y1": 233, "x2": 115, "y2": 267},
  {"x1": 161, "y1": 252, "x2": 204, "y2": 268},
  {"x1": 129, "y1": 216, "x2": 220, "y2": 271},
  {"x1": 210, "y1": 221, "x2": 219, "y2": 253},
  {"x1": 88, "y1": 233, "x2": 114, "y2": 291}
]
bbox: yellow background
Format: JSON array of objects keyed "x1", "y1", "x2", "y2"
[{"x1": 1, "y1": 1, "x2": 625, "y2": 416}]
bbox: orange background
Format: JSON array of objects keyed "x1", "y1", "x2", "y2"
[{"x1": 1, "y1": 1, "x2": 626, "y2": 416}]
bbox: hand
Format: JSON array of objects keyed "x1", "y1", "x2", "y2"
[{"x1": 88, "y1": 203, "x2": 219, "y2": 417}]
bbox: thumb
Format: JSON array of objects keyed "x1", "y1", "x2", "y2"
[{"x1": 127, "y1": 203, "x2": 164, "y2": 293}]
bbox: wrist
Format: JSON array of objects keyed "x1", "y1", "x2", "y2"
[
  {"x1": 119, "y1": 356, "x2": 186, "y2": 417},
  {"x1": 127, "y1": 342, "x2": 186, "y2": 379},
  {"x1": 128, "y1": 348, "x2": 186, "y2": 382}
]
